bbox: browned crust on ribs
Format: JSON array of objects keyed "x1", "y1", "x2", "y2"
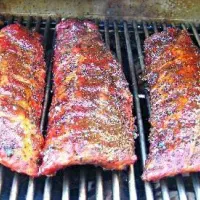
[
  {"x1": 142, "y1": 28, "x2": 200, "y2": 181},
  {"x1": 40, "y1": 19, "x2": 136, "y2": 175},
  {"x1": 0, "y1": 24, "x2": 45, "y2": 176}
]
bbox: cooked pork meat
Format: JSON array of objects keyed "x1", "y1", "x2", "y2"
[
  {"x1": 40, "y1": 19, "x2": 136, "y2": 175},
  {"x1": 142, "y1": 28, "x2": 200, "y2": 181},
  {"x1": 0, "y1": 24, "x2": 45, "y2": 176}
]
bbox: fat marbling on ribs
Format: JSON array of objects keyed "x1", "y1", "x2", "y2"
[
  {"x1": 142, "y1": 28, "x2": 200, "y2": 181},
  {"x1": 0, "y1": 24, "x2": 45, "y2": 176},
  {"x1": 40, "y1": 19, "x2": 136, "y2": 175}
]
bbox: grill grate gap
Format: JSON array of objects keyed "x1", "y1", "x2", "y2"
[
  {"x1": 51, "y1": 171, "x2": 63, "y2": 200},
  {"x1": 17, "y1": 175, "x2": 29, "y2": 200}
]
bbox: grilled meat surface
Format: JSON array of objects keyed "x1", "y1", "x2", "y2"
[
  {"x1": 40, "y1": 19, "x2": 136, "y2": 175},
  {"x1": 142, "y1": 28, "x2": 200, "y2": 181},
  {"x1": 0, "y1": 24, "x2": 45, "y2": 176}
]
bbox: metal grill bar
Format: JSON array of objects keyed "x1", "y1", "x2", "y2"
[
  {"x1": 35, "y1": 17, "x2": 42, "y2": 32},
  {"x1": 191, "y1": 23, "x2": 200, "y2": 44},
  {"x1": 79, "y1": 168, "x2": 87, "y2": 200},
  {"x1": 159, "y1": 180, "x2": 170, "y2": 200},
  {"x1": 26, "y1": 16, "x2": 32, "y2": 29},
  {"x1": 43, "y1": 17, "x2": 51, "y2": 51},
  {"x1": 181, "y1": 24, "x2": 187, "y2": 30},
  {"x1": 171, "y1": 23, "x2": 176, "y2": 28},
  {"x1": 191, "y1": 23, "x2": 200, "y2": 46},
  {"x1": 112, "y1": 172, "x2": 120, "y2": 200},
  {"x1": 175, "y1": 176, "x2": 187, "y2": 199},
  {"x1": 152, "y1": 22, "x2": 158, "y2": 33},
  {"x1": 163, "y1": 23, "x2": 167, "y2": 31},
  {"x1": 123, "y1": 21, "x2": 154, "y2": 200},
  {"x1": 176, "y1": 175, "x2": 187, "y2": 200},
  {"x1": 104, "y1": 20, "x2": 110, "y2": 50},
  {"x1": 143, "y1": 22, "x2": 149, "y2": 38},
  {"x1": 128, "y1": 165, "x2": 137, "y2": 200},
  {"x1": 26, "y1": 178, "x2": 35, "y2": 200},
  {"x1": 62, "y1": 170, "x2": 70, "y2": 200},
  {"x1": 63, "y1": 172, "x2": 70, "y2": 198},
  {"x1": 141, "y1": 22, "x2": 153, "y2": 114},
  {"x1": 191, "y1": 174, "x2": 200, "y2": 198},
  {"x1": 40, "y1": 18, "x2": 52, "y2": 130},
  {"x1": 7, "y1": 16, "x2": 13, "y2": 25},
  {"x1": 96, "y1": 168, "x2": 103, "y2": 200},
  {"x1": 9, "y1": 173, "x2": 19, "y2": 200},
  {"x1": 17, "y1": 16, "x2": 23, "y2": 24},
  {"x1": 43, "y1": 177, "x2": 52, "y2": 200},
  {"x1": 133, "y1": 21, "x2": 144, "y2": 70},
  {"x1": 114, "y1": 21, "x2": 122, "y2": 63},
  {"x1": 136, "y1": 21, "x2": 170, "y2": 200}
]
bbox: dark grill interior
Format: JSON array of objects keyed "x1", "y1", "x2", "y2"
[{"x1": 0, "y1": 16, "x2": 200, "y2": 200}]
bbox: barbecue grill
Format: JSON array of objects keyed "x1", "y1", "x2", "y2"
[{"x1": 0, "y1": 15, "x2": 200, "y2": 200}]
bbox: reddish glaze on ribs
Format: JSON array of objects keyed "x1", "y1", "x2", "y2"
[
  {"x1": 0, "y1": 24, "x2": 45, "y2": 176},
  {"x1": 40, "y1": 19, "x2": 136, "y2": 175},
  {"x1": 142, "y1": 28, "x2": 200, "y2": 181}
]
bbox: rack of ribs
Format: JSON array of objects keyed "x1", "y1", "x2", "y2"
[
  {"x1": 0, "y1": 24, "x2": 45, "y2": 176},
  {"x1": 40, "y1": 19, "x2": 136, "y2": 175},
  {"x1": 142, "y1": 28, "x2": 200, "y2": 181}
]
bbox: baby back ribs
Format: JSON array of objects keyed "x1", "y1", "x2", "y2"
[
  {"x1": 0, "y1": 24, "x2": 45, "y2": 176},
  {"x1": 142, "y1": 28, "x2": 200, "y2": 181},
  {"x1": 40, "y1": 20, "x2": 136, "y2": 175}
]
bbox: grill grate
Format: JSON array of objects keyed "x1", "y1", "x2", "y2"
[{"x1": 0, "y1": 16, "x2": 200, "y2": 200}]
